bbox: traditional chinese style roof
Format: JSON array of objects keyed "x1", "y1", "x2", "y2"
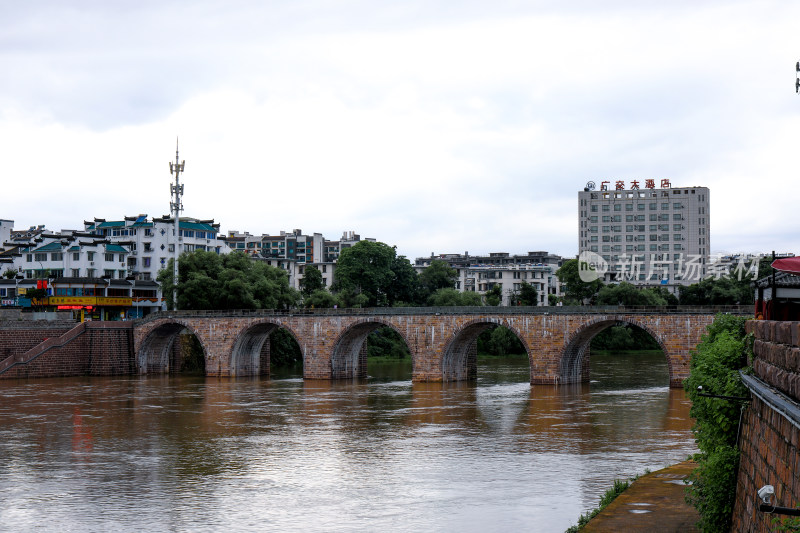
[
  {"x1": 32, "y1": 242, "x2": 64, "y2": 252},
  {"x1": 755, "y1": 271, "x2": 800, "y2": 288},
  {"x1": 104, "y1": 244, "x2": 128, "y2": 253}
]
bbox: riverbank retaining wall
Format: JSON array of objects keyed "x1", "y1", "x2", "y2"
[
  {"x1": 732, "y1": 320, "x2": 800, "y2": 532},
  {"x1": 0, "y1": 321, "x2": 134, "y2": 379}
]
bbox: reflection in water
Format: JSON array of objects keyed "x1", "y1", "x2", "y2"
[{"x1": 0, "y1": 352, "x2": 695, "y2": 532}]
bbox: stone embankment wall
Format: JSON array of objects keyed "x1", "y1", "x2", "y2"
[
  {"x1": 732, "y1": 320, "x2": 800, "y2": 532},
  {"x1": 0, "y1": 321, "x2": 134, "y2": 380}
]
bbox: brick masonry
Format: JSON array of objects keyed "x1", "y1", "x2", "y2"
[
  {"x1": 731, "y1": 320, "x2": 800, "y2": 532},
  {"x1": 0, "y1": 322, "x2": 134, "y2": 379},
  {"x1": 1, "y1": 312, "x2": 716, "y2": 385},
  {"x1": 132, "y1": 312, "x2": 715, "y2": 386}
]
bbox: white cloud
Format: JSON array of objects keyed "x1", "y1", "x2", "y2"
[{"x1": 1, "y1": 0, "x2": 798, "y2": 261}]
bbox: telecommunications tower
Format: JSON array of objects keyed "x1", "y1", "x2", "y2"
[{"x1": 169, "y1": 139, "x2": 185, "y2": 310}]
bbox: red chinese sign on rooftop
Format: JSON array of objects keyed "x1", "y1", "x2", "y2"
[{"x1": 589, "y1": 179, "x2": 671, "y2": 192}]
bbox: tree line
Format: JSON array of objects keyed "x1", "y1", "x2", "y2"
[
  {"x1": 157, "y1": 243, "x2": 765, "y2": 312},
  {"x1": 554, "y1": 257, "x2": 769, "y2": 307},
  {"x1": 158, "y1": 240, "x2": 540, "y2": 311}
]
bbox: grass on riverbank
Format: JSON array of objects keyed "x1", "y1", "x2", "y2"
[{"x1": 565, "y1": 471, "x2": 649, "y2": 532}]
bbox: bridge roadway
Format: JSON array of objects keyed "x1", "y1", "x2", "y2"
[{"x1": 133, "y1": 306, "x2": 750, "y2": 387}]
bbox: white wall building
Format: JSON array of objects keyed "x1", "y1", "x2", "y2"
[
  {"x1": 415, "y1": 252, "x2": 564, "y2": 306},
  {"x1": 85, "y1": 215, "x2": 228, "y2": 281}
]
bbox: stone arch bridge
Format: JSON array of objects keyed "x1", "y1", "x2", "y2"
[{"x1": 133, "y1": 307, "x2": 748, "y2": 388}]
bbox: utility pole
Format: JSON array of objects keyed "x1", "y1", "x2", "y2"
[{"x1": 169, "y1": 138, "x2": 185, "y2": 310}]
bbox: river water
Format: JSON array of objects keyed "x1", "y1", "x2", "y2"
[{"x1": 0, "y1": 351, "x2": 696, "y2": 532}]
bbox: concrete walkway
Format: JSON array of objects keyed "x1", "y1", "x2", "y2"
[{"x1": 581, "y1": 460, "x2": 700, "y2": 532}]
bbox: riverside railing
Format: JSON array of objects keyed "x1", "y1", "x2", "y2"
[{"x1": 134, "y1": 305, "x2": 752, "y2": 325}]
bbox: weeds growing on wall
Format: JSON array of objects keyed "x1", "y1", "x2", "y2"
[{"x1": 683, "y1": 313, "x2": 752, "y2": 533}]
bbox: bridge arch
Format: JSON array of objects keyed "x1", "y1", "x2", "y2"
[
  {"x1": 137, "y1": 320, "x2": 207, "y2": 375},
  {"x1": 230, "y1": 321, "x2": 302, "y2": 377},
  {"x1": 330, "y1": 319, "x2": 413, "y2": 379},
  {"x1": 442, "y1": 319, "x2": 531, "y2": 382},
  {"x1": 558, "y1": 317, "x2": 671, "y2": 385}
]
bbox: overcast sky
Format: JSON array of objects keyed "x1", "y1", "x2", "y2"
[{"x1": 2, "y1": 1, "x2": 799, "y2": 261}]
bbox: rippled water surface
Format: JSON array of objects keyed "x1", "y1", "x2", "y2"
[{"x1": 0, "y1": 351, "x2": 696, "y2": 532}]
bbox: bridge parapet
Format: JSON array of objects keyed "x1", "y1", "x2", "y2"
[{"x1": 135, "y1": 305, "x2": 750, "y2": 324}]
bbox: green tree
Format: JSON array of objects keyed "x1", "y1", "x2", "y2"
[
  {"x1": 419, "y1": 260, "x2": 457, "y2": 300},
  {"x1": 510, "y1": 281, "x2": 538, "y2": 306},
  {"x1": 426, "y1": 288, "x2": 483, "y2": 306},
  {"x1": 591, "y1": 324, "x2": 661, "y2": 351},
  {"x1": 270, "y1": 328, "x2": 303, "y2": 366},
  {"x1": 367, "y1": 327, "x2": 410, "y2": 359},
  {"x1": 299, "y1": 265, "x2": 324, "y2": 296},
  {"x1": 331, "y1": 241, "x2": 406, "y2": 307},
  {"x1": 679, "y1": 276, "x2": 752, "y2": 305},
  {"x1": 477, "y1": 326, "x2": 526, "y2": 356},
  {"x1": 596, "y1": 282, "x2": 669, "y2": 306},
  {"x1": 388, "y1": 255, "x2": 420, "y2": 306},
  {"x1": 25, "y1": 288, "x2": 48, "y2": 311},
  {"x1": 484, "y1": 285, "x2": 503, "y2": 306},
  {"x1": 2, "y1": 268, "x2": 16, "y2": 279},
  {"x1": 304, "y1": 289, "x2": 339, "y2": 309},
  {"x1": 158, "y1": 250, "x2": 300, "y2": 310},
  {"x1": 556, "y1": 259, "x2": 603, "y2": 305},
  {"x1": 651, "y1": 286, "x2": 679, "y2": 305},
  {"x1": 683, "y1": 314, "x2": 751, "y2": 532}
]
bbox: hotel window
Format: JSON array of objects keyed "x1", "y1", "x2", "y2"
[
  {"x1": 73, "y1": 252, "x2": 80, "y2": 260},
  {"x1": 105, "y1": 253, "x2": 114, "y2": 261},
  {"x1": 72, "y1": 269, "x2": 80, "y2": 277}
]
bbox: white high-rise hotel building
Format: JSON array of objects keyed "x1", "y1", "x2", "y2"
[{"x1": 578, "y1": 179, "x2": 710, "y2": 292}]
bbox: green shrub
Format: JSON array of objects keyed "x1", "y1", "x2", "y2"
[{"x1": 683, "y1": 313, "x2": 752, "y2": 533}]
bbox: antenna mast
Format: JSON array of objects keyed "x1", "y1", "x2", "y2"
[{"x1": 169, "y1": 138, "x2": 185, "y2": 310}]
